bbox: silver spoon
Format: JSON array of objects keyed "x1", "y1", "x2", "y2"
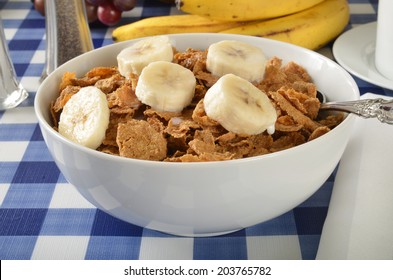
[{"x1": 317, "y1": 91, "x2": 393, "y2": 124}]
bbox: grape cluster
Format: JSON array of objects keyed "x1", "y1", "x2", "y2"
[{"x1": 33, "y1": 0, "x2": 137, "y2": 26}]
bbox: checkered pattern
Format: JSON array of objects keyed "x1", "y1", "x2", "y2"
[{"x1": 0, "y1": 0, "x2": 392, "y2": 260}]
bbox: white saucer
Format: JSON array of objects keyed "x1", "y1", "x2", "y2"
[{"x1": 333, "y1": 21, "x2": 393, "y2": 90}]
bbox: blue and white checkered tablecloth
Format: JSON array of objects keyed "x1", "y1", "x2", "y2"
[{"x1": 0, "y1": 0, "x2": 392, "y2": 260}]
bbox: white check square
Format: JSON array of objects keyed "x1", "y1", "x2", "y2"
[
  {"x1": 139, "y1": 237, "x2": 194, "y2": 260},
  {"x1": 0, "y1": 184, "x2": 11, "y2": 206},
  {"x1": 246, "y1": 236, "x2": 302, "y2": 260},
  {"x1": 0, "y1": 107, "x2": 37, "y2": 124},
  {"x1": 31, "y1": 236, "x2": 90, "y2": 260},
  {"x1": 0, "y1": 141, "x2": 28, "y2": 161},
  {"x1": 49, "y1": 183, "x2": 95, "y2": 208}
]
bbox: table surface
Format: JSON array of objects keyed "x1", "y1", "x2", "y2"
[{"x1": 0, "y1": 0, "x2": 391, "y2": 260}]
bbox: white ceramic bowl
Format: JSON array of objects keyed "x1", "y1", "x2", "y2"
[{"x1": 35, "y1": 34, "x2": 359, "y2": 236}]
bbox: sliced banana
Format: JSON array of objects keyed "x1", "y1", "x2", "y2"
[
  {"x1": 117, "y1": 35, "x2": 174, "y2": 78},
  {"x1": 135, "y1": 61, "x2": 196, "y2": 113},
  {"x1": 204, "y1": 74, "x2": 277, "y2": 135},
  {"x1": 206, "y1": 40, "x2": 266, "y2": 83},
  {"x1": 58, "y1": 86, "x2": 110, "y2": 149}
]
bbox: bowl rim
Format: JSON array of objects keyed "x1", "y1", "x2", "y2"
[{"x1": 34, "y1": 33, "x2": 360, "y2": 167}]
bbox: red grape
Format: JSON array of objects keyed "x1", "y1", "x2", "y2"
[
  {"x1": 86, "y1": 0, "x2": 107, "y2": 6},
  {"x1": 113, "y1": 0, "x2": 137, "y2": 12},
  {"x1": 85, "y1": 2, "x2": 99, "y2": 23},
  {"x1": 33, "y1": 0, "x2": 134, "y2": 26},
  {"x1": 34, "y1": 0, "x2": 45, "y2": 16},
  {"x1": 97, "y1": 1, "x2": 122, "y2": 26}
]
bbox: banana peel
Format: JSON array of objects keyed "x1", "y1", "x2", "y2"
[
  {"x1": 175, "y1": 0, "x2": 325, "y2": 22},
  {"x1": 112, "y1": 0, "x2": 349, "y2": 51},
  {"x1": 220, "y1": 0, "x2": 350, "y2": 50},
  {"x1": 112, "y1": 14, "x2": 244, "y2": 42}
]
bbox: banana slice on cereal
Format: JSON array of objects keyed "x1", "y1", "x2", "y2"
[
  {"x1": 58, "y1": 86, "x2": 110, "y2": 149},
  {"x1": 135, "y1": 61, "x2": 196, "y2": 113},
  {"x1": 204, "y1": 74, "x2": 277, "y2": 135},
  {"x1": 206, "y1": 40, "x2": 266, "y2": 83},
  {"x1": 117, "y1": 35, "x2": 174, "y2": 77}
]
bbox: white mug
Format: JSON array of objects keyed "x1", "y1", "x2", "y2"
[{"x1": 375, "y1": 0, "x2": 393, "y2": 81}]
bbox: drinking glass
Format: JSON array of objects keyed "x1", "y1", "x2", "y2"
[{"x1": 0, "y1": 15, "x2": 28, "y2": 110}]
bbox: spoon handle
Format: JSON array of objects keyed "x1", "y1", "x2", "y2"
[{"x1": 320, "y1": 98, "x2": 393, "y2": 124}]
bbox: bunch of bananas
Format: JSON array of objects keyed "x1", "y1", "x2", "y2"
[{"x1": 112, "y1": 0, "x2": 349, "y2": 50}]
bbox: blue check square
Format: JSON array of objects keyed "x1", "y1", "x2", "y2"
[
  {"x1": 0, "y1": 208, "x2": 47, "y2": 236},
  {"x1": 30, "y1": 125, "x2": 44, "y2": 141},
  {"x1": 90, "y1": 210, "x2": 144, "y2": 237},
  {"x1": 293, "y1": 207, "x2": 328, "y2": 235},
  {"x1": 0, "y1": 162, "x2": 19, "y2": 184},
  {"x1": 298, "y1": 235, "x2": 322, "y2": 260},
  {"x1": 0, "y1": 236, "x2": 38, "y2": 260},
  {"x1": 0, "y1": 124, "x2": 36, "y2": 141},
  {"x1": 1, "y1": 183, "x2": 55, "y2": 208},
  {"x1": 39, "y1": 208, "x2": 96, "y2": 236},
  {"x1": 22, "y1": 142, "x2": 54, "y2": 161},
  {"x1": 193, "y1": 231, "x2": 248, "y2": 260},
  {"x1": 85, "y1": 236, "x2": 142, "y2": 260},
  {"x1": 12, "y1": 161, "x2": 60, "y2": 184},
  {"x1": 19, "y1": 19, "x2": 45, "y2": 29},
  {"x1": 246, "y1": 211, "x2": 298, "y2": 236}
]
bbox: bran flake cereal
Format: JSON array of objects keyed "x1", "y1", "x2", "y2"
[{"x1": 51, "y1": 46, "x2": 344, "y2": 162}]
